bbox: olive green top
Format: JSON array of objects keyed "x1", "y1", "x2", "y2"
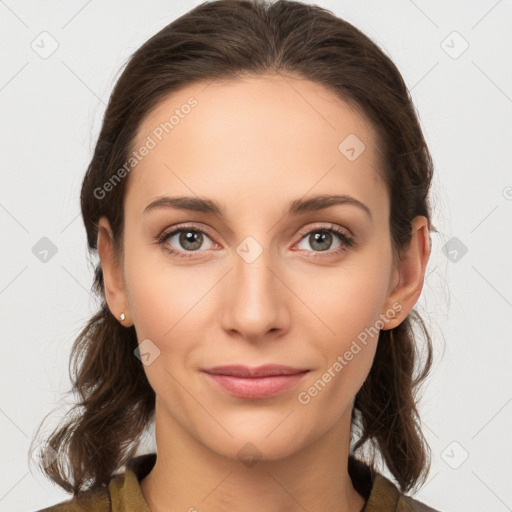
[{"x1": 35, "y1": 453, "x2": 442, "y2": 511}]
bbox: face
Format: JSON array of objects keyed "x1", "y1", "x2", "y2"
[{"x1": 100, "y1": 73, "x2": 412, "y2": 462}]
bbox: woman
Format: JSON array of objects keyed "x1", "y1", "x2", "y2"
[{"x1": 32, "y1": 0, "x2": 442, "y2": 510}]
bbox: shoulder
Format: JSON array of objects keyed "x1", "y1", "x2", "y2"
[
  {"x1": 33, "y1": 485, "x2": 111, "y2": 512},
  {"x1": 397, "y1": 492, "x2": 442, "y2": 512},
  {"x1": 33, "y1": 454, "x2": 155, "y2": 512},
  {"x1": 369, "y1": 473, "x2": 443, "y2": 512},
  {"x1": 348, "y1": 455, "x2": 443, "y2": 512}
]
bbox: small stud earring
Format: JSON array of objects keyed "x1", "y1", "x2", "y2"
[{"x1": 120, "y1": 313, "x2": 126, "y2": 321}]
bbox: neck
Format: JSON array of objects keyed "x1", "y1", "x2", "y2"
[{"x1": 140, "y1": 400, "x2": 366, "y2": 512}]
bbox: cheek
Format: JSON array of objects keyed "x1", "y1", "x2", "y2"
[
  {"x1": 313, "y1": 277, "x2": 383, "y2": 378},
  {"x1": 123, "y1": 248, "x2": 216, "y2": 387},
  {"x1": 124, "y1": 243, "x2": 211, "y2": 337},
  {"x1": 294, "y1": 247, "x2": 392, "y2": 398},
  {"x1": 298, "y1": 255, "x2": 392, "y2": 341},
  {"x1": 295, "y1": 272, "x2": 385, "y2": 420}
]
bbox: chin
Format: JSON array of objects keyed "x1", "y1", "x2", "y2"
[{"x1": 202, "y1": 420, "x2": 312, "y2": 464}]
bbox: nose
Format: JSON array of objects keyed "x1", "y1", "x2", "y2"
[{"x1": 220, "y1": 244, "x2": 290, "y2": 343}]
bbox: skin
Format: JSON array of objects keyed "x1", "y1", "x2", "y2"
[{"x1": 97, "y1": 73, "x2": 431, "y2": 512}]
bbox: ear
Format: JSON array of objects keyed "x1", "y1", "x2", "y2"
[
  {"x1": 380, "y1": 215, "x2": 431, "y2": 330},
  {"x1": 97, "y1": 216, "x2": 132, "y2": 327}
]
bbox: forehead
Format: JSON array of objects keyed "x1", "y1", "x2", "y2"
[{"x1": 127, "y1": 73, "x2": 387, "y2": 220}]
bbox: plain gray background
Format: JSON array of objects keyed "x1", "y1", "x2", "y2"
[{"x1": 1, "y1": 1, "x2": 511, "y2": 511}]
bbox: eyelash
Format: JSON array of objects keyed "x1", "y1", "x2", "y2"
[{"x1": 155, "y1": 223, "x2": 354, "y2": 260}]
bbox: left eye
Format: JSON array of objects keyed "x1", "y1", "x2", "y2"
[{"x1": 296, "y1": 227, "x2": 352, "y2": 253}]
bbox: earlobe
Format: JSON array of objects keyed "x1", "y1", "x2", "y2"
[
  {"x1": 381, "y1": 216, "x2": 431, "y2": 330},
  {"x1": 97, "y1": 216, "x2": 132, "y2": 326}
]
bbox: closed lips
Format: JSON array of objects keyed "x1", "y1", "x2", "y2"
[
  {"x1": 202, "y1": 365, "x2": 309, "y2": 377},
  {"x1": 202, "y1": 365, "x2": 310, "y2": 399}
]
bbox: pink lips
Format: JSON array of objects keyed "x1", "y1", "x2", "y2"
[{"x1": 202, "y1": 364, "x2": 310, "y2": 399}]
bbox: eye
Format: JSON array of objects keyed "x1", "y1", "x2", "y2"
[
  {"x1": 156, "y1": 224, "x2": 216, "y2": 259},
  {"x1": 155, "y1": 222, "x2": 354, "y2": 260},
  {"x1": 294, "y1": 224, "x2": 354, "y2": 257}
]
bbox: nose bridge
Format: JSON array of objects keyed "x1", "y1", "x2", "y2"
[{"x1": 224, "y1": 235, "x2": 284, "y2": 338}]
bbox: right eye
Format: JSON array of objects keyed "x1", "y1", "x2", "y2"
[{"x1": 157, "y1": 224, "x2": 218, "y2": 259}]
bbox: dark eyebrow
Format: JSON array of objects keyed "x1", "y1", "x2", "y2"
[
  {"x1": 143, "y1": 194, "x2": 372, "y2": 219},
  {"x1": 287, "y1": 194, "x2": 372, "y2": 219}
]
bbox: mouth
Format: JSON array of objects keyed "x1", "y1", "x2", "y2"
[{"x1": 201, "y1": 364, "x2": 310, "y2": 399}]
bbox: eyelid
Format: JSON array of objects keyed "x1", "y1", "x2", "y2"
[
  {"x1": 157, "y1": 222, "x2": 217, "y2": 246},
  {"x1": 295, "y1": 222, "x2": 352, "y2": 241}
]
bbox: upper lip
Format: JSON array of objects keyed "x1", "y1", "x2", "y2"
[{"x1": 202, "y1": 364, "x2": 309, "y2": 377}]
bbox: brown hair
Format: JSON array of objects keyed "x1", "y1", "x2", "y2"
[{"x1": 31, "y1": 0, "x2": 436, "y2": 496}]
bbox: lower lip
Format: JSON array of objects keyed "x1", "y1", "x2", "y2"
[{"x1": 203, "y1": 371, "x2": 309, "y2": 399}]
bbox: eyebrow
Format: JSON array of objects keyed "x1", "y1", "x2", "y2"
[{"x1": 143, "y1": 194, "x2": 372, "y2": 219}]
